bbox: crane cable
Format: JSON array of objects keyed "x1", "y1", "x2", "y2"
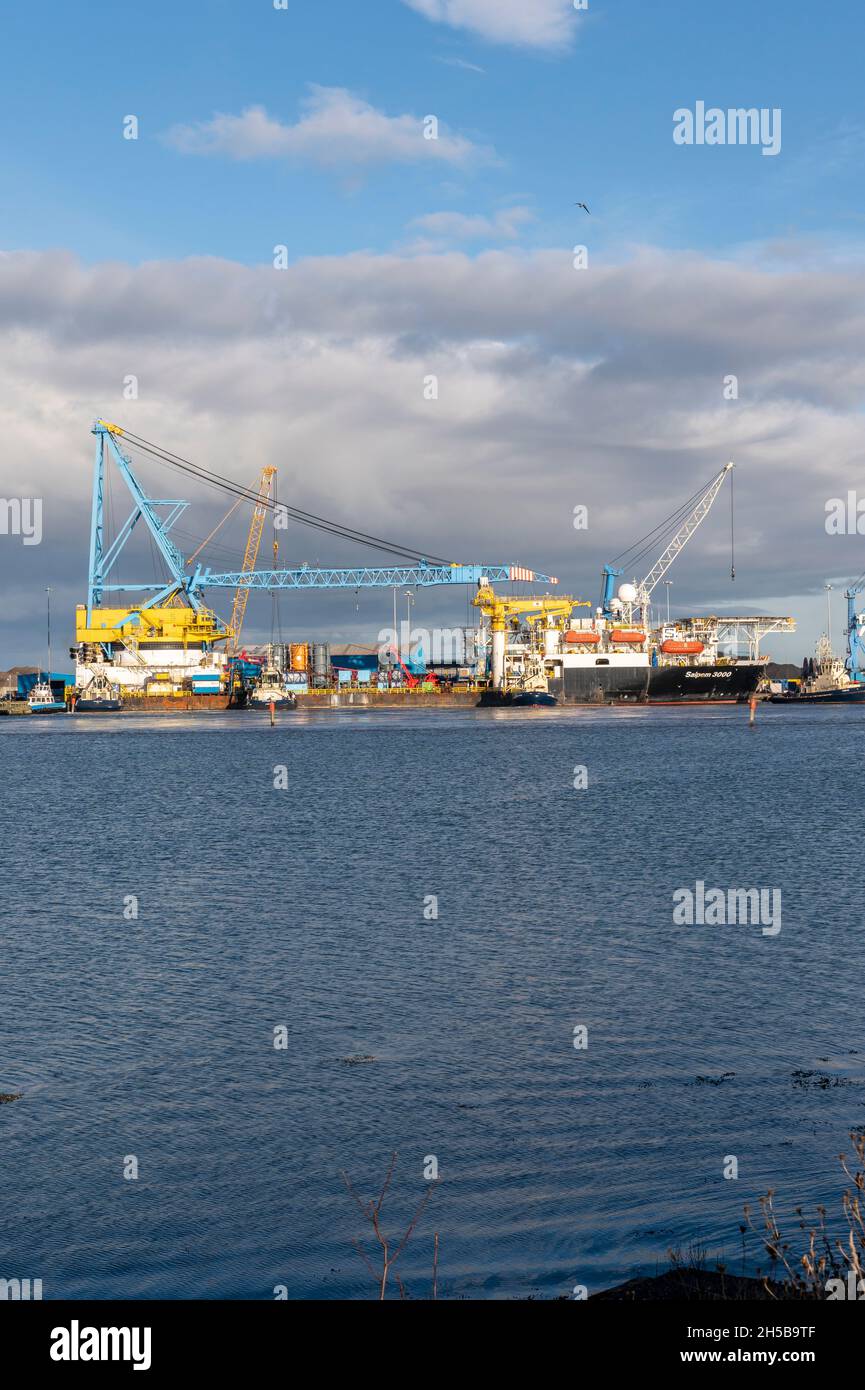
[
  {"x1": 610, "y1": 466, "x2": 734, "y2": 577},
  {"x1": 115, "y1": 428, "x2": 450, "y2": 567},
  {"x1": 610, "y1": 468, "x2": 727, "y2": 571},
  {"x1": 186, "y1": 490, "x2": 247, "y2": 564}
]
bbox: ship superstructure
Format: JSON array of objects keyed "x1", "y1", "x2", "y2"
[{"x1": 480, "y1": 597, "x2": 795, "y2": 704}]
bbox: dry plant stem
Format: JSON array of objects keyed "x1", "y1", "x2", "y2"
[
  {"x1": 341, "y1": 1151, "x2": 439, "y2": 1300},
  {"x1": 743, "y1": 1133, "x2": 865, "y2": 1298}
]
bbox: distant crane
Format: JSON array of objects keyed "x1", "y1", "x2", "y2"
[
  {"x1": 845, "y1": 578, "x2": 865, "y2": 682},
  {"x1": 226, "y1": 466, "x2": 276, "y2": 655},
  {"x1": 601, "y1": 463, "x2": 734, "y2": 622}
]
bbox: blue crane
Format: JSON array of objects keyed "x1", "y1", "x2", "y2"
[
  {"x1": 87, "y1": 421, "x2": 557, "y2": 635},
  {"x1": 845, "y1": 578, "x2": 865, "y2": 682}
]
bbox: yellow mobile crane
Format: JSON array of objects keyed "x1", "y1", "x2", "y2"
[
  {"x1": 472, "y1": 580, "x2": 589, "y2": 692},
  {"x1": 227, "y1": 466, "x2": 277, "y2": 654}
]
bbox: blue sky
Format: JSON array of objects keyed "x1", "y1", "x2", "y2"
[
  {"x1": 3, "y1": 1, "x2": 862, "y2": 266},
  {"x1": 3, "y1": 1, "x2": 865, "y2": 666}
]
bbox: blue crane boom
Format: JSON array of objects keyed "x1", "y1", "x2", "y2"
[
  {"x1": 88, "y1": 422, "x2": 557, "y2": 629},
  {"x1": 190, "y1": 563, "x2": 557, "y2": 592}
]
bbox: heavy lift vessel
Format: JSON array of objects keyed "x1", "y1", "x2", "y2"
[
  {"x1": 72, "y1": 421, "x2": 558, "y2": 703},
  {"x1": 473, "y1": 463, "x2": 795, "y2": 705}
]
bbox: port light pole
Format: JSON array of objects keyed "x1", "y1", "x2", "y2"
[{"x1": 404, "y1": 590, "x2": 414, "y2": 662}]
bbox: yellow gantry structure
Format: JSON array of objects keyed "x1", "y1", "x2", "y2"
[
  {"x1": 226, "y1": 466, "x2": 277, "y2": 655},
  {"x1": 472, "y1": 584, "x2": 587, "y2": 632},
  {"x1": 472, "y1": 582, "x2": 591, "y2": 689},
  {"x1": 75, "y1": 602, "x2": 228, "y2": 653}
]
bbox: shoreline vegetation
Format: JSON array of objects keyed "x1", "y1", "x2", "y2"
[
  {"x1": 600, "y1": 1129, "x2": 865, "y2": 1301},
  {"x1": 342, "y1": 1134, "x2": 865, "y2": 1300}
]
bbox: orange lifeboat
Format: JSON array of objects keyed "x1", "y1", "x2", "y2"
[
  {"x1": 610, "y1": 629, "x2": 646, "y2": 643},
  {"x1": 661, "y1": 639, "x2": 705, "y2": 655},
  {"x1": 565, "y1": 630, "x2": 601, "y2": 645}
]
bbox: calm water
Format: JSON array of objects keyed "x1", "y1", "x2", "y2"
[{"x1": 0, "y1": 704, "x2": 861, "y2": 1299}]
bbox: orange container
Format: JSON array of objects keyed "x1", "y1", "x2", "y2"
[
  {"x1": 610, "y1": 629, "x2": 646, "y2": 643},
  {"x1": 290, "y1": 643, "x2": 309, "y2": 671},
  {"x1": 661, "y1": 639, "x2": 705, "y2": 655},
  {"x1": 565, "y1": 630, "x2": 601, "y2": 645}
]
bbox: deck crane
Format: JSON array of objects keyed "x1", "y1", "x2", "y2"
[
  {"x1": 226, "y1": 466, "x2": 276, "y2": 655},
  {"x1": 473, "y1": 579, "x2": 588, "y2": 690},
  {"x1": 601, "y1": 462, "x2": 734, "y2": 623},
  {"x1": 78, "y1": 422, "x2": 557, "y2": 661}
]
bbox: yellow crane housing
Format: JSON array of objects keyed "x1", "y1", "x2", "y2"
[{"x1": 472, "y1": 581, "x2": 589, "y2": 689}]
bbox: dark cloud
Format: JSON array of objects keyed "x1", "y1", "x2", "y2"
[{"x1": 0, "y1": 245, "x2": 862, "y2": 665}]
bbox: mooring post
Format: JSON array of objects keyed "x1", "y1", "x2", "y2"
[
  {"x1": 269, "y1": 700, "x2": 275, "y2": 727},
  {"x1": 748, "y1": 695, "x2": 758, "y2": 726}
]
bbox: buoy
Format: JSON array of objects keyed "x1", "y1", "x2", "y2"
[
  {"x1": 269, "y1": 700, "x2": 276, "y2": 726},
  {"x1": 749, "y1": 695, "x2": 758, "y2": 726}
]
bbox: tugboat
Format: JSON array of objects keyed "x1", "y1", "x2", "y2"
[
  {"x1": 75, "y1": 670, "x2": 123, "y2": 712},
  {"x1": 768, "y1": 635, "x2": 865, "y2": 704},
  {"x1": 477, "y1": 652, "x2": 558, "y2": 708},
  {"x1": 248, "y1": 649, "x2": 297, "y2": 712}
]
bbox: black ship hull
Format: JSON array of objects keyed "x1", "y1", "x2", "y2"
[
  {"x1": 646, "y1": 664, "x2": 760, "y2": 703},
  {"x1": 550, "y1": 663, "x2": 760, "y2": 705},
  {"x1": 75, "y1": 698, "x2": 122, "y2": 712},
  {"x1": 550, "y1": 664, "x2": 647, "y2": 704}
]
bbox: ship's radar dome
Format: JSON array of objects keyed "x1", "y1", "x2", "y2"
[{"x1": 618, "y1": 582, "x2": 637, "y2": 603}]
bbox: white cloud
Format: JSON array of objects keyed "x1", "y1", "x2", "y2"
[
  {"x1": 164, "y1": 86, "x2": 494, "y2": 169},
  {"x1": 436, "y1": 56, "x2": 486, "y2": 74},
  {"x1": 410, "y1": 206, "x2": 535, "y2": 242},
  {"x1": 402, "y1": 0, "x2": 579, "y2": 50}
]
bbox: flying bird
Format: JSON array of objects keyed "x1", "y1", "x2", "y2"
[{"x1": 574, "y1": 202, "x2": 591, "y2": 214}]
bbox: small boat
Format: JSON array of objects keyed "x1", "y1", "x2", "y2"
[
  {"x1": 477, "y1": 651, "x2": 558, "y2": 708},
  {"x1": 28, "y1": 679, "x2": 65, "y2": 714},
  {"x1": 768, "y1": 635, "x2": 865, "y2": 705},
  {"x1": 248, "y1": 664, "x2": 297, "y2": 711},
  {"x1": 75, "y1": 671, "x2": 122, "y2": 712},
  {"x1": 29, "y1": 592, "x2": 66, "y2": 713}
]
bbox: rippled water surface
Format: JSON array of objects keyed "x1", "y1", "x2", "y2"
[{"x1": 0, "y1": 704, "x2": 861, "y2": 1299}]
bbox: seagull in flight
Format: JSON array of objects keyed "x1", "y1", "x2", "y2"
[{"x1": 574, "y1": 201, "x2": 591, "y2": 214}]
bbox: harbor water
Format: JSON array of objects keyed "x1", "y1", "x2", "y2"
[{"x1": 0, "y1": 705, "x2": 860, "y2": 1299}]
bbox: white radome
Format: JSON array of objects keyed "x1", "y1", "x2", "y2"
[{"x1": 618, "y1": 583, "x2": 637, "y2": 603}]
